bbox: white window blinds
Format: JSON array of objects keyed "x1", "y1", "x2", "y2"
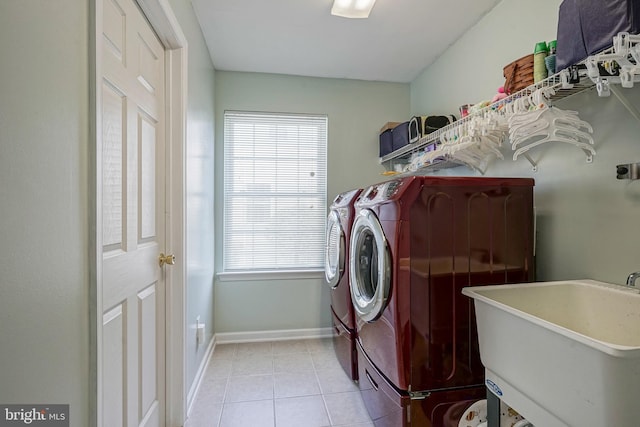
[{"x1": 223, "y1": 111, "x2": 328, "y2": 272}]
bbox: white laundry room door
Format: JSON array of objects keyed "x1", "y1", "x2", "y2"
[{"x1": 100, "y1": 0, "x2": 168, "y2": 424}]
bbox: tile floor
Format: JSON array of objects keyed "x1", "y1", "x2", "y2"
[{"x1": 185, "y1": 338, "x2": 374, "y2": 427}]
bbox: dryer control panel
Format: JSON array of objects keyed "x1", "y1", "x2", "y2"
[{"x1": 358, "y1": 176, "x2": 411, "y2": 205}]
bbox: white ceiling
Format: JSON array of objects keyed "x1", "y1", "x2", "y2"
[{"x1": 191, "y1": 0, "x2": 502, "y2": 83}]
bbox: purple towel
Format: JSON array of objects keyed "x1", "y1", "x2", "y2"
[
  {"x1": 556, "y1": 0, "x2": 589, "y2": 72},
  {"x1": 556, "y1": 0, "x2": 640, "y2": 72},
  {"x1": 579, "y1": 0, "x2": 640, "y2": 55}
]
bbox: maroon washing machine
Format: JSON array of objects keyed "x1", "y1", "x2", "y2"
[
  {"x1": 349, "y1": 176, "x2": 535, "y2": 426},
  {"x1": 325, "y1": 188, "x2": 362, "y2": 381}
]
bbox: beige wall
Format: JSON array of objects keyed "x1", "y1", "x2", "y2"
[
  {"x1": 168, "y1": 0, "x2": 217, "y2": 400},
  {"x1": 0, "y1": 1, "x2": 90, "y2": 425},
  {"x1": 411, "y1": 0, "x2": 563, "y2": 114},
  {"x1": 0, "y1": 0, "x2": 217, "y2": 424},
  {"x1": 214, "y1": 71, "x2": 409, "y2": 333},
  {"x1": 410, "y1": 0, "x2": 640, "y2": 284}
]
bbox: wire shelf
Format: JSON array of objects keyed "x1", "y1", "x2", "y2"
[
  {"x1": 379, "y1": 66, "x2": 595, "y2": 165},
  {"x1": 380, "y1": 32, "x2": 640, "y2": 174}
]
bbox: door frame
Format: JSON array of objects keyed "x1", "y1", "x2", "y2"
[{"x1": 90, "y1": 0, "x2": 188, "y2": 425}]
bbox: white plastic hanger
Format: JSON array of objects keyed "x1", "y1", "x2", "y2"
[{"x1": 513, "y1": 128, "x2": 596, "y2": 161}]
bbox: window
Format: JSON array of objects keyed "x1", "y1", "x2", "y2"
[{"x1": 223, "y1": 111, "x2": 328, "y2": 272}]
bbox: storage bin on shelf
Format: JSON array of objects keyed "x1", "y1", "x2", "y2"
[
  {"x1": 379, "y1": 122, "x2": 401, "y2": 157},
  {"x1": 391, "y1": 121, "x2": 410, "y2": 152}
]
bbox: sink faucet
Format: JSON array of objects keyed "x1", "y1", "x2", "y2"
[{"x1": 626, "y1": 271, "x2": 640, "y2": 287}]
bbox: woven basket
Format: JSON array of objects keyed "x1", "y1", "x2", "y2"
[{"x1": 503, "y1": 54, "x2": 534, "y2": 95}]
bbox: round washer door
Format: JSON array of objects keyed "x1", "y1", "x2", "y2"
[
  {"x1": 324, "y1": 210, "x2": 345, "y2": 288},
  {"x1": 349, "y1": 209, "x2": 391, "y2": 322}
]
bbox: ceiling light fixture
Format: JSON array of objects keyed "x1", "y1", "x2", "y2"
[{"x1": 331, "y1": 0, "x2": 377, "y2": 19}]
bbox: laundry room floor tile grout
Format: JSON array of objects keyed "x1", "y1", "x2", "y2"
[{"x1": 185, "y1": 337, "x2": 374, "y2": 427}]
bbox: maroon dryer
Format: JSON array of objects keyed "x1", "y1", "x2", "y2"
[
  {"x1": 324, "y1": 188, "x2": 362, "y2": 380},
  {"x1": 349, "y1": 176, "x2": 535, "y2": 426}
]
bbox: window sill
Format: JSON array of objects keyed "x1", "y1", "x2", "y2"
[{"x1": 216, "y1": 270, "x2": 325, "y2": 282}]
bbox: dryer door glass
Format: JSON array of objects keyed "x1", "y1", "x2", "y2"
[
  {"x1": 325, "y1": 210, "x2": 345, "y2": 288},
  {"x1": 350, "y1": 209, "x2": 391, "y2": 322},
  {"x1": 356, "y1": 229, "x2": 378, "y2": 298}
]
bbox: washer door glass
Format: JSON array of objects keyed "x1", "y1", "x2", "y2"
[
  {"x1": 349, "y1": 209, "x2": 391, "y2": 322},
  {"x1": 325, "y1": 210, "x2": 345, "y2": 288}
]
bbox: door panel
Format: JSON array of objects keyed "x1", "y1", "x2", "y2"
[
  {"x1": 139, "y1": 112, "x2": 157, "y2": 241},
  {"x1": 103, "y1": 0, "x2": 125, "y2": 62},
  {"x1": 103, "y1": 305, "x2": 126, "y2": 427},
  {"x1": 138, "y1": 284, "x2": 159, "y2": 422},
  {"x1": 102, "y1": 82, "x2": 126, "y2": 250},
  {"x1": 101, "y1": 0, "x2": 166, "y2": 424},
  {"x1": 137, "y1": 35, "x2": 160, "y2": 94}
]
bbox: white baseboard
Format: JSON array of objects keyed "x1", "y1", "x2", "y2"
[
  {"x1": 186, "y1": 335, "x2": 216, "y2": 417},
  {"x1": 214, "y1": 327, "x2": 333, "y2": 344}
]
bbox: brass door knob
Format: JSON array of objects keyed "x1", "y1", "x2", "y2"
[{"x1": 159, "y1": 253, "x2": 176, "y2": 267}]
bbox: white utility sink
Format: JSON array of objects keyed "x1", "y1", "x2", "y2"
[{"x1": 462, "y1": 279, "x2": 640, "y2": 427}]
